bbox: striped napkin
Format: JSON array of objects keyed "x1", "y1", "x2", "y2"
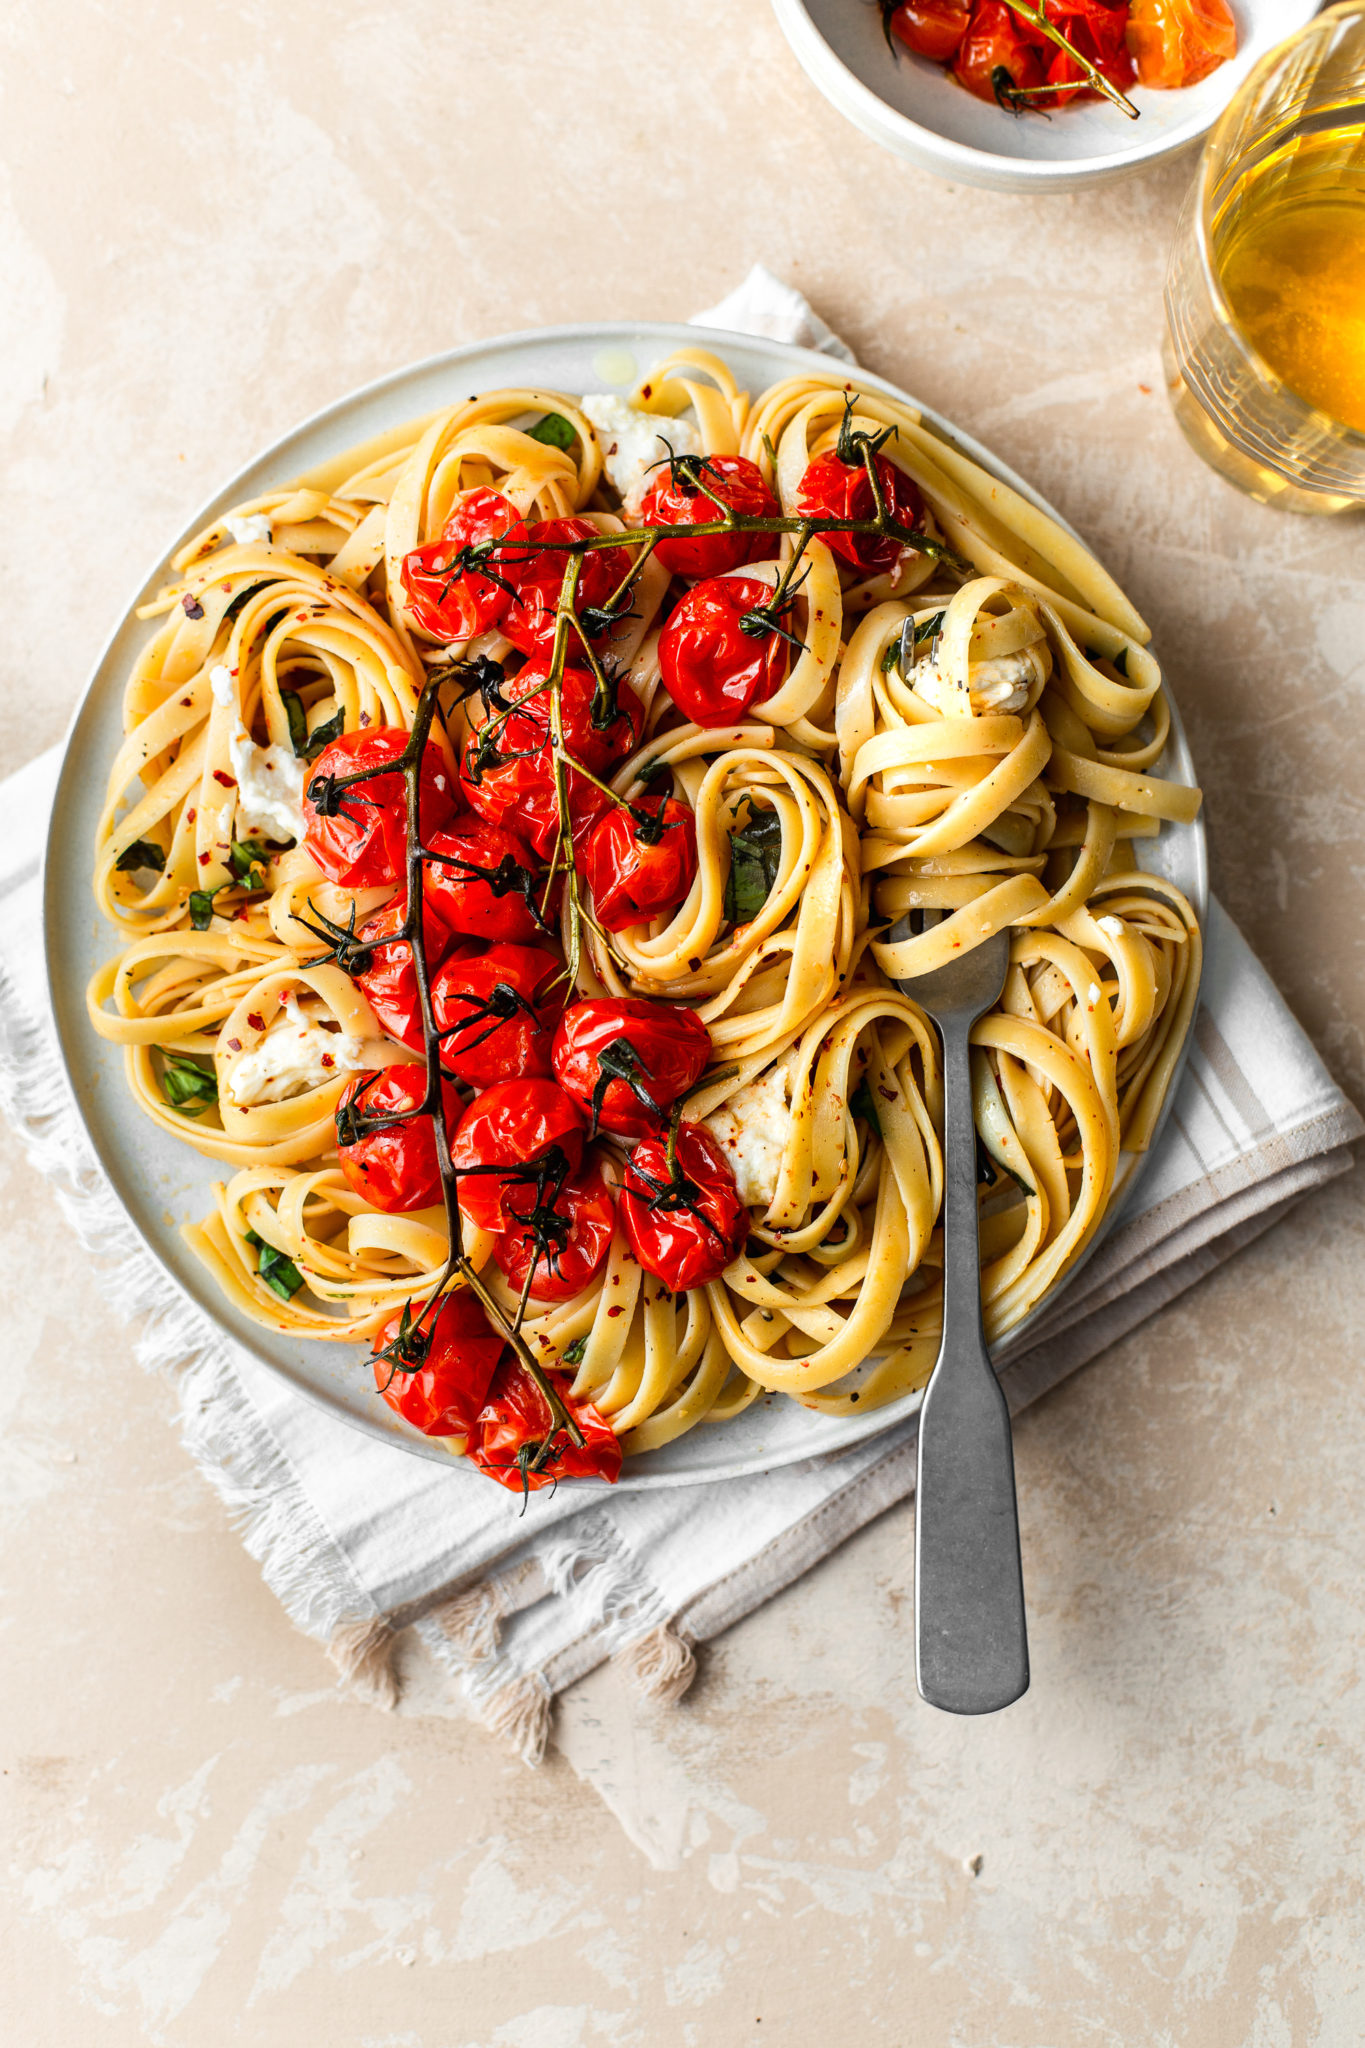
[{"x1": 8, "y1": 274, "x2": 1359, "y2": 1763}]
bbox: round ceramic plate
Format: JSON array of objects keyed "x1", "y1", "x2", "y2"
[
  {"x1": 44, "y1": 322, "x2": 1205, "y2": 1486},
  {"x1": 773, "y1": 0, "x2": 1319, "y2": 191}
]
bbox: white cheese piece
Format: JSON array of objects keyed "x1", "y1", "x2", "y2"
[
  {"x1": 579, "y1": 394, "x2": 700, "y2": 515},
  {"x1": 1088, "y1": 982, "x2": 1103, "y2": 1006},
  {"x1": 209, "y1": 662, "x2": 236, "y2": 706},
  {"x1": 704, "y1": 1057, "x2": 795, "y2": 1211},
  {"x1": 224, "y1": 990, "x2": 369, "y2": 1109},
  {"x1": 913, "y1": 646, "x2": 1040, "y2": 718},
  {"x1": 229, "y1": 723, "x2": 306, "y2": 845},
  {"x1": 226, "y1": 511, "x2": 273, "y2": 546},
  {"x1": 1097, "y1": 914, "x2": 1125, "y2": 938}
]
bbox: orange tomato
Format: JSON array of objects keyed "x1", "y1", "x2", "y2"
[{"x1": 1126, "y1": 0, "x2": 1236, "y2": 90}]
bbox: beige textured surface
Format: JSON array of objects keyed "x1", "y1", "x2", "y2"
[{"x1": 3, "y1": 4, "x2": 1364, "y2": 2043}]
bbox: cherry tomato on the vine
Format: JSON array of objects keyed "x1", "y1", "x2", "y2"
[
  {"x1": 794, "y1": 446, "x2": 925, "y2": 577},
  {"x1": 1127, "y1": 0, "x2": 1234, "y2": 90},
  {"x1": 303, "y1": 728, "x2": 458, "y2": 889},
  {"x1": 470, "y1": 1358, "x2": 622, "y2": 1491},
  {"x1": 449, "y1": 1079, "x2": 586, "y2": 1234},
  {"x1": 641, "y1": 454, "x2": 782, "y2": 580},
  {"x1": 336, "y1": 1064, "x2": 457, "y2": 1214},
  {"x1": 582, "y1": 795, "x2": 698, "y2": 933},
  {"x1": 399, "y1": 488, "x2": 522, "y2": 642},
  {"x1": 422, "y1": 819, "x2": 550, "y2": 945},
  {"x1": 373, "y1": 1290, "x2": 507, "y2": 1439},
  {"x1": 552, "y1": 997, "x2": 712, "y2": 1141},
  {"x1": 888, "y1": 0, "x2": 972, "y2": 61},
  {"x1": 619, "y1": 1122, "x2": 748, "y2": 1291},
  {"x1": 493, "y1": 1163, "x2": 616, "y2": 1303},
  {"x1": 503, "y1": 655, "x2": 644, "y2": 773},
  {"x1": 951, "y1": 1, "x2": 1045, "y2": 102},
  {"x1": 431, "y1": 940, "x2": 564, "y2": 1087},
  {"x1": 352, "y1": 893, "x2": 453, "y2": 1052},
  {"x1": 498, "y1": 518, "x2": 628, "y2": 655},
  {"x1": 658, "y1": 575, "x2": 790, "y2": 726},
  {"x1": 457, "y1": 658, "x2": 639, "y2": 862}
]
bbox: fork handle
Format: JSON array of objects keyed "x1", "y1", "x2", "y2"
[{"x1": 915, "y1": 1016, "x2": 1029, "y2": 1715}]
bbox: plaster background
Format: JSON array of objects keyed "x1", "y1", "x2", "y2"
[{"x1": 2, "y1": 4, "x2": 1363, "y2": 2042}]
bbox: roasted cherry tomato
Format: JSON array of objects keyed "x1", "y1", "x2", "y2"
[
  {"x1": 499, "y1": 518, "x2": 628, "y2": 655},
  {"x1": 493, "y1": 1164, "x2": 616, "y2": 1302},
  {"x1": 1126, "y1": 0, "x2": 1234, "y2": 89},
  {"x1": 431, "y1": 940, "x2": 564, "y2": 1087},
  {"x1": 303, "y1": 728, "x2": 458, "y2": 889},
  {"x1": 422, "y1": 819, "x2": 549, "y2": 944},
  {"x1": 449, "y1": 1079, "x2": 586, "y2": 1233},
  {"x1": 620, "y1": 1122, "x2": 748, "y2": 1291},
  {"x1": 888, "y1": 0, "x2": 971, "y2": 60},
  {"x1": 470, "y1": 1358, "x2": 622, "y2": 1491},
  {"x1": 502, "y1": 655, "x2": 644, "y2": 773},
  {"x1": 399, "y1": 488, "x2": 521, "y2": 642},
  {"x1": 641, "y1": 454, "x2": 782, "y2": 580},
  {"x1": 658, "y1": 575, "x2": 789, "y2": 726},
  {"x1": 336, "y1": 1064, "x2": 456, "y2": 1214},
  {"x1": 581, "y1": 795, "x2": 698, "y2": 933},
  {"x1": 373, "y1": 1290, "x2": 506, "y2": 1439},
  {"x1": 1021, "y1": 0, "x2": 1133, "y2": 101},
  {"x1": 552, "y1": 996, "x2": 712, "y2": 1141},
  {"x1": 458, "y1": 658, "x2": 639, "y2": 860},
  {"x1": 794, "y1": 446, "x2": 925, "y2": 577},
  {"x1": 352, "y1": 893, "x2": 453, "y2": 1052},
  {"x1": 951, "y1": 1, "x2": 1045, "y2": 103}
]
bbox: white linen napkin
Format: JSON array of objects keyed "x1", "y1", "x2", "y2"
[{"x1": 7, "y1": 271, "x2": 1359, "y2": 1764}]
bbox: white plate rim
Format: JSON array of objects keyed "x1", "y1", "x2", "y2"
[{"x1": 42, "y1": 319, "x2": 1206, "y2": 1489}]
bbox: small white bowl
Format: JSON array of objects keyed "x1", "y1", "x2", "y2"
[{"x1": 772, "y1": 0, "x2": 1320, "y2": 191}]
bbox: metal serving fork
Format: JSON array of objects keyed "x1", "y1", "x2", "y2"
[{"x1": 890, "y1": 632, "x2": 1029, "y2": 1715}]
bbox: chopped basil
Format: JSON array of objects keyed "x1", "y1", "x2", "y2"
[
  {"x1": 525, "y1": 413, "x2": 576, "y2": 451},
  {"x1": 115, "y1": 839, "x2": 164, "y2": 874},
  {"x1": 850, "y1": 1079, "x2": 882, "y2": 1136},
  {"x1": 228, "y1": 838, "x2": 271, "y2": 885},
  {"x1": 561, "y1": 1335, "x2": 588, "y2": 1366},
  {"x1": 283, "y1": 691, "x2": 309, "y2": 755},
  {"x1": 303, "y1": 706, "x2": 345, "y2": 762},
  {"x1": 188, "y1": 884, "x2": 226, "y2": 930},
  {"x1": 162, "y1": 1053, "x2": 218, "y2": 1118},
  {"x1": 244, "y1": 1228, "x2": 304, "y2": 1302},
  {"x1": 723, "y1": 807, "x2": 783, "y2": 926},
  {"x1": 914, "y1": 610, "x2": 945, "y2": 645},
  {"x1": 880, "y1": 642, "x2": 900, "y2": 673}
]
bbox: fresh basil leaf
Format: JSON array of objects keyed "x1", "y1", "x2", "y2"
[
  {"x1": 189, "y1": 884, "x2": 226, "y2": 931},
  {"x1": 561, "y1": 1335, "x2": 588, "y2": 1366},
  {"x1": 283, "y1": 691, "x2": 309, "y2": 756},
  {"x1": 914, "y1": 610, "x2": 945, "y2": 646},
  {"x1": 245, "y1": 1228, "x2": 304, "y2": 1301},
  {"x1": 229, "y1": 838, "x2": 271, "y2": 884},
  {"x1": 115, "y1": 839, "x2": 164, "y2": 874},
  {"x1": 163, "y1": 1054, "x2": 217, "y2": 1117},
  {"x1": 303, "y1": 706, "x2": 345, "y2": 762},
  {"x1": 880, "y1": 642, "x2": 900, "y2": 673},
  {"x1": 850, "y1": 1079, "x2": 882, "y2": 1137},
  {"x1": 525, "y1": 412, "x2": 576, "y2": 451},
  {"x1": 723, "y1": 808, "x2": 783, "y2": 926}
]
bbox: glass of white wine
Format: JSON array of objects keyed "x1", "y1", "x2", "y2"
[{"x1": 1164, "y1": 0, "x2": 1365, "y2": 513}]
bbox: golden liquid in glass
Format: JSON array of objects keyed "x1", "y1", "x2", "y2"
[{"x1": 1216, "y1": 125, "x2": 1365, "y2": 434}]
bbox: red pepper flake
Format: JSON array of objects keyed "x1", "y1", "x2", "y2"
[
  {"x1": 186, "y1": 807, "x2": 197, "y2": 823},
  {"x1": 181, "y1": 594, "x2": 205, "y2": 619},
  {"x1": 227, "y1": 1037, "x2": 242, "y2": 1052},
  {"x1": 197, "y1": 852, "x2": 210, "y2": 866},
  {"x1": 606, "y1": 1305, "x2": 623, "y2": 1318},
  {"x1": 358, "y1": 710, "x2": 371, "y2": 727},
  {"x1": 247, "y1": 1012, "x2": 265, "y2": 1030},
  {"x1": 180, "y1": 696, "x2": 192, "y2": 707},
  {"x1": 213, "y1": 769, "x2": 237, "y2": 788},
  {"x1": 321, "y1": 1053, "x2": 335, "y2": 1068}
]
